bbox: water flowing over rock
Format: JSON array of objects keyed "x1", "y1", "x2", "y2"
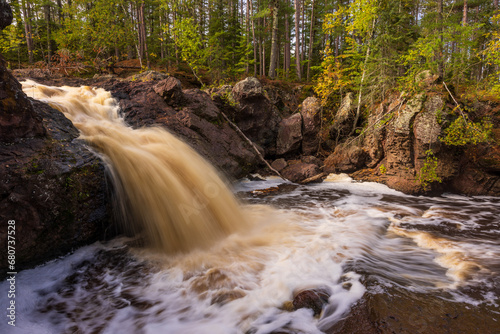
[
  {"x1": 0, "y1": 85, "x2": 109, "y2": 271},
  {"x1": 23, "y1": 81, "x2": 250, "y2": 255},
  {"x1": 98, "y1": 79, "x2": 260, "y2": 178}
]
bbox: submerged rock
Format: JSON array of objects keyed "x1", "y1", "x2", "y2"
[{"x1": 292, "y1": 288, "x2": 331, "y2": 316}]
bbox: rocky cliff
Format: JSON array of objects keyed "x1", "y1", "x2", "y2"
[{"x1": 324, "y1": 86, "x2": 500, "y2": 195}]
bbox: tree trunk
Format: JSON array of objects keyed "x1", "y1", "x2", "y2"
[
  {"x1": 136, "y1": 1, "x2": 149, "y2": 69},
  {"x1": 56, "y1": 0, "x2": 63, "y2": 23},
  {"x1": 350, "y1": 18, "x2": 375, "y2": 136},
  {"x1": 294, "y1": 0, "x2": 301, "y2": 81},
  {"x1": 306, "y1": 0, "x2": 315, "y2": 81},
  {"x1": 496, "y1": 0, "x2": 498, "y2": 10},
  {"x1": 284, "y1": 0, "x2": 291, "y2": 78},
  {"x1": 21, "y1": 0, "x2": 34, "y2": 64},
  {"x1": 45, "y1": 4, "x2": 51, "y2": 69},
  {"x1": 250, "y1": 0, "x2": 257, "y2": 76},
  {"x1": 246, "y1": 0, "x2": 250, "y2": 75},
  {"x1": 462, "y1": 0, "x2": 467, "y2": 26},
  {"x1": 268, "y1": 0, "x2": 279, "y2": 78},
  {"x1": 437, "y1": 0, "x2": 443, "y2": 78}
]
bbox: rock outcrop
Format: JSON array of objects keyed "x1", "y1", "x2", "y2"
[
  {"x1": 96, "y1": 78, "x2": 261, "y2": 179},
  {"x1": 0, "y1": 7, "x2": 111, "y2": 271},
  {"x1": 0, "y1": 82, "x2": 110, "y2": 271},
  {"x1": 300, "y1": 97, "x2": 322, "y2": 155},
  {"x1": 230, "y1": 77, "x2": 282, "y2": 156},
  {"x1": 276, "y1": 113, "x2": 302, "y2": 156},
  {"x1": 327, "y1": 88, "x2": 500, "y2": 195}
]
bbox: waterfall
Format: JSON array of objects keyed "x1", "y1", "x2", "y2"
[{"x1": 22, "y1": 80, "x2": 249, "y2": 254}]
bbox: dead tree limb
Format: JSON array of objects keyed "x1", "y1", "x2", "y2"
[{"x1": 219, "y1": 111, "x2": 285, "y2": 180}]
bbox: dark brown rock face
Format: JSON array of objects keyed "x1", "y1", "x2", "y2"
[
  {"x1": 324, "y1": 143, "x2": 369, "y2": 174},
  {"x1": 230, "y1": 77, "x2": 281, "y2": 156},
  {"x1": 276, "y1": 113, "x2": 302, "y2": 156},
  {"x1": 0, "y1": 99, "x2": 110, "y2": 271},
  {"x1": 300, "y1": 97, "x2": 322, "y2": 155},
  {"x1": 0, "y1": 0, "x2": 13, "y2": 30},
  {"x1": 154, "y1": 77, "x2": 184, "y2": 106},
  {"x1": 97, "y1": 79, "x2": 260, "y2": 179},
  {"x1": 0, "y1": 58, "x2": 45, "y2": 141}
]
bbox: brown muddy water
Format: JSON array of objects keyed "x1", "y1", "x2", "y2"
[{"x1": 1, "y1": 83, "x2": 498, "y2": 334}]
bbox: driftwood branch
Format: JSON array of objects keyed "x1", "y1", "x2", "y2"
[
  {"x1": 443, "y1": 81, "x2": 467, "y2": 121},
  {"x1": 219, "y1": 111, "x2": 285, "y2": 180}
]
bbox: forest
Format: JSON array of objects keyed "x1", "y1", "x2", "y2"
[{"x1": 2, "y1": 0, "x2": 500, "y2": 106}]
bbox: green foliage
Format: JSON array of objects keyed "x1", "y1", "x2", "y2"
[
  {"x1": 379, "y1": 164, "x2": 387, "y2": 174},
  {"x1": 171, "y1": 17, "x2": 208, "y2": 84},
  {"x1": 418, "y1": 149, "x2": 442, "y2": 191},
  {"x1": 441, "y1": 115, "x2": 493, "y2": 146}
]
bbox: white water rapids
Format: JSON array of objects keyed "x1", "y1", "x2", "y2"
[{"x1": 1, "y1": 83, "x2": 499, "y2": 333}]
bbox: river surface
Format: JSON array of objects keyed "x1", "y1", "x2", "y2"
[{"x1": 1, "y1": 174, "x2": 499, "y2": 333}]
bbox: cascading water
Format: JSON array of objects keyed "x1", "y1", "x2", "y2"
[
  {"x1": 1, "y1": 82, "x2": 498, "y2": 334},
  {"x1": 20, "y1": 80, "x2": 249, "y2": 254}
]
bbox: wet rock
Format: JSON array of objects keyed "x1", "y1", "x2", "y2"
[
  {"x1": 0, "y1": 58, "x2": 45, "y2": 142},
  {"x1": 271, "y1": 158, "x2": 287, "y2": 172},
  {"x1": 0, "y1": 99, "x2": 110, "y2": 272},
  {"x1": 292, "y1": 288, "x2": 331, "y2": 316},
  {"x1": 300, "y1": 97, "x2": 322, "y2": 155},
  {"x1": 282, "y1": 163, "x2": 321, "y2": 183},
  {"x1": 326, "y1": 288, "x2": 500, "y2": 334},
  {"x1": 276, "y1": 113, "x2": 303, "y2": 155},
  {"x1": 154, "y1": 77, "x2": 184, "y2": 105}
]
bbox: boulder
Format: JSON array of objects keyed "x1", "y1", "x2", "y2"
[
  {"x1": 324, "y1": 143, "x2": 369, "y2": 174},
  {"x1": 300, "y1": 97, "x2": 322, "y2": 155},
  {"x1": 282, "y1": 163, "x2": 321, "y2": 183},
  {"x1": 301, "y1": 155, "x2": 322, "y2": 167},
  {"x1": 229, "y1": 77, "x2": 281, "y2": 156},
  {"x1": 231, "y1": 76, "x2": 264, "y2": 100},
  {"x1": 292, "y1": 288, "x2": 331, "y2": 316},
  {"x1": 154, "y1": 77, "x2": 184, "y2": 106},
  {"x1": 271, "y1": 158, "x2": 287, "y2": 172},
  {"x1": 276, "y1": 113, "x2": 303, "y2": 156}
]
